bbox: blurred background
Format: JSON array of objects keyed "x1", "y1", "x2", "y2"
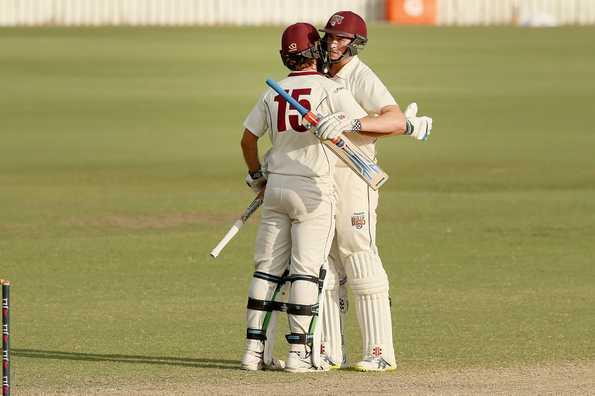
[
  {"x1": 1, "y1": 0, "x2": 594, "y2": 394},
  {"x1": 1, "y1": 0, "x2": 595, "y2": 27}
]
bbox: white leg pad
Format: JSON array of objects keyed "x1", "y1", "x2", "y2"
[
  {"x1": 263, "y1": 282, "x2": 287, "y2": 365},
  {"x1": 320, "y1": 264, "x2": 347, "y2": 366},
  {"x1": 287, "y1": 280, "x2": 318, "y2": 342},
  {"x1": 285, "y1": 262, "x2": 328, "y2": 369},
  {"x1": 345, "y1": 251, "x2": 395, "y2": 365},
  {"x1": 246, "y1": 275, "x2": 285, "y2": 365}
]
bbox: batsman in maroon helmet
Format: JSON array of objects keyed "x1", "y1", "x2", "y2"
[{"x1": 314, "y1": 11, "x2": 434, "y2": 372}]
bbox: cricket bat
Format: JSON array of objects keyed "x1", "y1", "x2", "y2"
[
  {"x1": 265, "y1": 78, "x2": 389, "y2": 190},
  {"x1": 209, "y1": 196, "x2": 263, "y2": 258}
]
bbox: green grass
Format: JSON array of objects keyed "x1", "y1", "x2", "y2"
[{"x1": 1, "y1": 25, "x2": 594, "y2": 391}]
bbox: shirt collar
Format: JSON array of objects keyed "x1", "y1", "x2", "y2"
[
  {"x1": 334, "y1": 55, "x2": 360, "y2": 80},
  {"x1": 288, "y1": 71, "x2": 321, "y2": 77}
]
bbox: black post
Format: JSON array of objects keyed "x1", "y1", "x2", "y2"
[{"x1": 1, "y1": 281, "x2": 9, "y2": 396}]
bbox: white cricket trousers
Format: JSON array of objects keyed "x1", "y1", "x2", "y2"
[
  {"x1": 247, "y1": 173, "x2": 335, "y2": 351},
  {"x1": 323, "y1": 164, "x2": 396, "y2": 365}
]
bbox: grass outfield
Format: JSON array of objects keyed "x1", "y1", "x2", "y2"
[{"x1": 1, "y1": 25, "x2": 594, "y2": 393}]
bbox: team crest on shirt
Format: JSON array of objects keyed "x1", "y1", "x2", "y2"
[
  {"x1": 329, "y1": 14, "x2": 344, "y2": 26},
  {"x1": 351, "y1": 212, "x2": 366, "y2": 229}
]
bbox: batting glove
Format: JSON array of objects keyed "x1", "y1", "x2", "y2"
[
  {"x1": 404, "y1": 103, "x2": 433, "y2": 141},
  {"x1": 245, "y1": 169, "x2": 267, "y2": 194},
  {"x1": 314, "y1": 112, "x2": 359, "y2": 141}
]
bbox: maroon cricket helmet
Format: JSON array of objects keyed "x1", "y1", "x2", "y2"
[
  {"x1": 280, "y1": 22, "x2": 325, "y2": 70},
  {"x1": 280, "y1": 22, "x2": 321, "y2": 56},
  {"x1": 320, "y1": 11, "x2": 368, "y2": 40}
]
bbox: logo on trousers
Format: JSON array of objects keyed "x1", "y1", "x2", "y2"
[
  {"x1": 351, "y1": 212, "x2": 366, "y2": 229},
  {"x1": 372, "y1": 345, "x2": 382, "y2": 357}
]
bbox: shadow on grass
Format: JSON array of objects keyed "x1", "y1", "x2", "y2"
[{"x1": 13, "y1": 348, "x2": 239, "y2": 370}]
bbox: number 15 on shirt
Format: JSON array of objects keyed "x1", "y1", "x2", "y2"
[{"x1": 266, "y1": 78, "x2": 389, "y2": 190}]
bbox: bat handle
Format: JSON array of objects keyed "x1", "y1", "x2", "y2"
[
  {"x1": 266, "y1": 78, "x2": 313, "y2": 117},
  {"x1": 209, "y1": 220, "x2": 243, "y2": 258},
  {"x1": 303, "y1": 111, "x2": 319, "y2": 127}
]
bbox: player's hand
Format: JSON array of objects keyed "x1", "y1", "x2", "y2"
[
  {"x1": 245, "y1": 169, "x2": 267, "y2": 194},
  {"x1": 315, "y1": 112, "x2": 353, "y2": 140},
  {"x1": 404, "y1": 103, "x2": 432, "y2": 141}
]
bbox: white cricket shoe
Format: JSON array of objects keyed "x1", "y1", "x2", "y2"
[
  {"x1": 285, "y1": 351, "x2": 330, "y2": 373},
  {"x1": 240, "y1": 350, "x2": 285, "y2": 371},
  {"x1": 352, "y1": 356, "x2": 396, "y2": 372}
]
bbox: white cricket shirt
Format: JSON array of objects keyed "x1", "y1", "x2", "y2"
[{"x1": 244, "y1": 71, "x2": 367, "y2": 179}]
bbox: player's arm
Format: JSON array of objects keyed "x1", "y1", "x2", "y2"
[
  {"x1": 318, "y1": 70, "x2": 431, "y2": 140},
  {"x1": 351, "y1": 104, "x2": 432, "y2": 141},
  {"x1": 314, "y1": 85, "x2": 398, "y2": 140},
  {"x1": 317, "y1": 100, "x2": 432, "y2": 142},
  {"x1": 242, "y1": 94, "x2": 269, "y2": 193},
  {"x1": 241, "y1": 129, "x2": 266, "y2": 193},
  {"x1": 358, "y1": 104, "x2": 406, "y2": 137},
  {"x1": 241, "y1": 129, "x2": 261, "y2": 173},
  {"x1": 316, "y1": 78, "x2": 406, "y2": 139},
  {"x1": 351, "y1": 72, "x2": 406, "y2": 136}
]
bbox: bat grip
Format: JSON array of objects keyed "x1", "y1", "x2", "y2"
[
  {"x1": 266, "y1": 78, "x2": 314, "y2": 118},
  {"x1": 241, "y1": 197, "x2": 264, "y2": 223},
  {"x1": 210, "y1": 220, "x2": 243, "y2": 258}
]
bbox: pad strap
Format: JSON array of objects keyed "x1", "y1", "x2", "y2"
[
  {"x1": 246, "y1": 328, "x2": 267, "y2": 341},
  {"x1": 285, "y1": 332, "x2": 314, "y2": 345},
  {"x1": 286, "y1": 274, "x2": 319, "y2": 285},
  {"x1": 286, "y1": 302, "x2": 319, "y2": 316},
  {"x1": 246, "y1": 269, "x2": 289, "y2": 312},
  {"x1": 247, "y1": 297, "x2": 287, "y2": 312},
  {"x1": 286, "y1": 270, "x2": 327, "y2": 290},
  {"x1": 245, "y1": 270, "x2": 289, "y2": 342},
  {"x1": 254, "y1": 271, "x2": 285, "y2": 285}
]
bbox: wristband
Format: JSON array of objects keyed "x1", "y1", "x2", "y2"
[
  {"x1": 351, "y1": 119, "x2": 362, "y2": 134},
  {"x1": 249, "y1": 169, "x2": 263, "y2": 180},
  {"x1": 404, "y1": 119, "x2": 414, "y2": 135}
]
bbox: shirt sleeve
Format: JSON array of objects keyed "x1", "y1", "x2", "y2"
[
  {"x1": 352, "y1": 68, "x2": 397, "y2": 115},
  {"x1": 243, "y1": 92, "x2": 270, "y2": 137}
]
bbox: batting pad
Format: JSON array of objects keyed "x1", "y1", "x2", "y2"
[
  {"x1": 285, "y1": 262, "x2": 328, "y2": 369},
  {"x1": 246, "y1": 272, "x2": 287, "y2": 365},
  {"x1": 345, "y1": 251, "x2": 395, "y2": 364},
  {"x1": 320, "y1": 263, "x2": 347, "y2": 366}
]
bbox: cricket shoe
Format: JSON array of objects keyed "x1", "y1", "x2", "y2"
[
  {"x1": 320, "y1": 354, "x2": 348, "y2": 370},
  {"x1": 285, "y1": 351, "x2": 331, "y2": 373},
  {"x1": 240, "y1": 350, "x2": 285, "y2": 371},
  {"x1": 352, "y1": 356, "x2": 396, "y2": 372}
]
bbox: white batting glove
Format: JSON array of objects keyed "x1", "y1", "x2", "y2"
[
  {"x1": 314, "y1": 112, "x2": 356, "y2": 140},
  {"x1": 245, "y1": 169, "x2": 267, "y2": 194},
  {"x1": 404, "y1": 103, "x2": 433, "y2": 141}
]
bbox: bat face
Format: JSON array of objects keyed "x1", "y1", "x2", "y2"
[{"x1": 323, "y1": 137, "x2": 388, "y2": 190}]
